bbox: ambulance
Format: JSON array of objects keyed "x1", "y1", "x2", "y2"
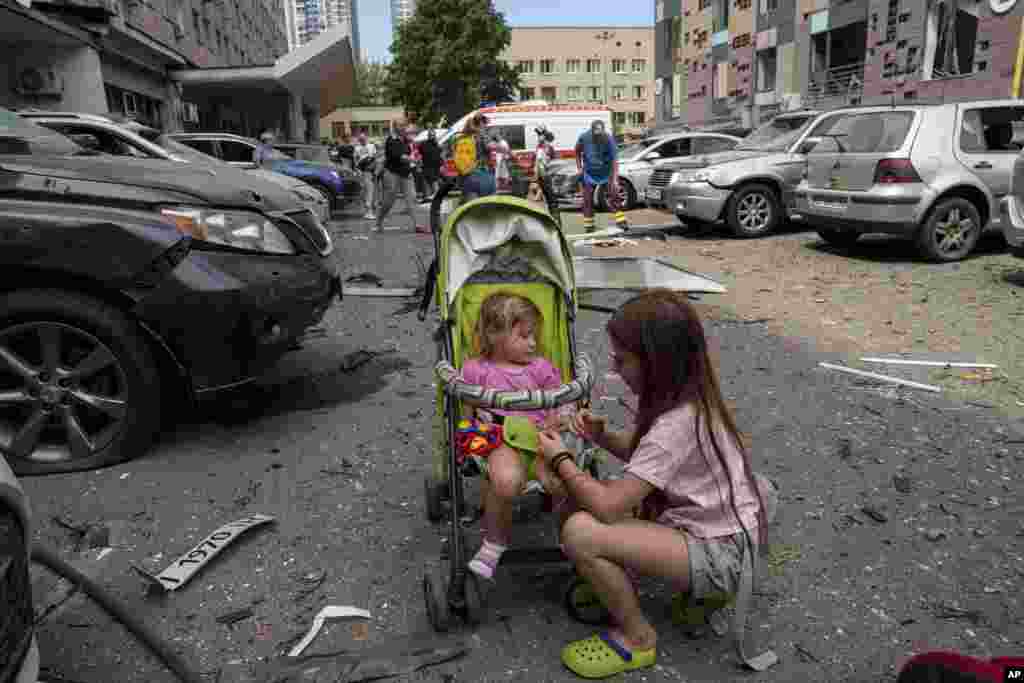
[{"x1": 439, "y1": 102, "x2": 612, "y2": 176}]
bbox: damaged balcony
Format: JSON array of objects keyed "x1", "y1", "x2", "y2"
[{"x1": 803, "y1": 61, "x2": 866, "y2": 109}]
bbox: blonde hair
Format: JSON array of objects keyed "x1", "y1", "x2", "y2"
[{"x1": 474, "y1": 292, "x2": 542, "y2": 358}]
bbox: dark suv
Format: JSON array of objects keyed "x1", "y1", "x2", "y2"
[{"x1": 0, "y1": 108, "x2": 341, "y2": 476}]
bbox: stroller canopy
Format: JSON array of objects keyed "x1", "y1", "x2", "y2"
[{"x1": 438, "y1": 196, "x2": 575, "y2": 315}]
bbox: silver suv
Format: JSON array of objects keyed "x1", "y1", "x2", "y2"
[
  {"x1": 999, "y1": 149, "x2": 1024, "y2": 259},
  {"x1": 793, "y1": 100, "x2": 1024, "y2": 261},
  {"x1": 648, "y1": 110, "x2": 822, "y2": 237}
]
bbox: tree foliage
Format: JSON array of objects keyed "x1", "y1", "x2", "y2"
[
  {"x1": 339, "y1": 61, "x2": 397, "y2": 108},
  {"x1": 388, "y1": 0, "x2": 520, "y2": 126}
]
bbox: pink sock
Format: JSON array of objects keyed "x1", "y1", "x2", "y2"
[{"x1": 468, "y1": 539, "x2": 506, "y2": 580}]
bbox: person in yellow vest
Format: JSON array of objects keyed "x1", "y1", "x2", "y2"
[
  {"x1": 575, "y1": 120, "x2": 629, "y2": 233},
  {"x1": 452, "y1": 113, "x2": 496, "y2": 204}
]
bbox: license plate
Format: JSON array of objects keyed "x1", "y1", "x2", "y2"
[{"x1": 647, "y1": 188, "x2": 662, "y2": 200}]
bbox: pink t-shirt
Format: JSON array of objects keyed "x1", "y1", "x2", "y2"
[
  {"x1": 460, "y1": 357, "x2": 563, "y2": 426},
  {"x1": 624, "y1": 403, "x2": 761, "y2": 540}
]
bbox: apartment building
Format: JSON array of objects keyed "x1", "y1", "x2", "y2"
[
  {"x1": 654, "y1": 0, "x2": 1024, "y2": 129},
  {"x1": 391, "y1": 0, "x2": 416, "y2": 34},
  {"x1": 287, "y1": 0, "x2": 359, "y2": 56},
  {"x1": 503, "y1": 26, "x2": 656, "y2": 135}
]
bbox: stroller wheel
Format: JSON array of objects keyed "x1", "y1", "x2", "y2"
[
  {"x1": 425, "y1": 476, "x2": 446, "y2": 523},
  {"x1": 463, "y1": 572, "x2": 487, "y2": 626},
  {"x1": 423, "y1": 566, "x2": 452, "y2": 632},
  {"x1": 564, "y1": 576, "x2": 611, "y2": 625}
]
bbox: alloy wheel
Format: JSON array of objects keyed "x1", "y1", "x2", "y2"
[
  {"x1": 0, "y1": 322, "x2": 128, "y2": 465},
  {"x1": 934, "y1": 207, "x2": 976, "y2": 256},
  {"x1": 737, "y1": 192, "x2": 771, "y2": 232}
]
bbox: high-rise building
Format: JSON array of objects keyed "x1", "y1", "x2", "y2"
[
  {"x1": 286, "y1": 0, "x2": 360, "y2": 56},
  {"x1": 391, "y1": 0, "x2": 416, "y2": 34}
]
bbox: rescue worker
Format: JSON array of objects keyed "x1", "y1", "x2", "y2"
[{"x1": 575, "y1": 119, "x2": 629, "y2": 232}]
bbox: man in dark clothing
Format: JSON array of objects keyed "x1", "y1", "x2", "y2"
[
  {"x1": 421, "y1": 129, "x2": 443, "y2": 199},
  {"x1": 376, "y1": 123, "x2": 420, "y2": 232}
]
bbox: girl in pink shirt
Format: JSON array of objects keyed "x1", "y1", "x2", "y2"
[
  {"x1": 536, "y1": 289, "x2": 770, "y2": 679},
  {"x1": 459, "y1": 292, "x2": 571, "y2": 580}
]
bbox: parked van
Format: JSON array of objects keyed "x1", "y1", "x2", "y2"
[{"x1": 439, "y1": 103, "x2": 612, "y2": 176}]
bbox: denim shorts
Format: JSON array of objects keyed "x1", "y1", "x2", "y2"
[{"x1": 685, "y1": 531, "x2": 748, "y2": 598}]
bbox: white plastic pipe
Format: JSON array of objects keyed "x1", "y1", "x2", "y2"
[
  {"x1": 819, "y1": 362, "x2": 942, "y2": 393},
  {"x1": 861, "y1": 357, "x2": 997, "y2": 369}
]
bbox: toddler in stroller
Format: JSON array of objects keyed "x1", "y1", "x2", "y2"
[{"x1": 458, "y1": 291, "x2": 574, "y2": 580}]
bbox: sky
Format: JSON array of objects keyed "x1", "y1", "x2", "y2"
[{"x1": 355, "y1": 0, "x2": 655, "y2": 63}]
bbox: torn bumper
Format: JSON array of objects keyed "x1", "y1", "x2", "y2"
[
  {"x1": 132, "y1": 248, "x2": 340, "y2": 393},
  {"x1": 664, "y1": 182, "x2": 732, "y2": 222}
]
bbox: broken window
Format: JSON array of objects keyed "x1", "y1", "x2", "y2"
[
  {"x1": 923, "y1": 0, "x2": 978, "y2": 79},
  {"x1": 959, "y1": 107, "x2": 1024, "y2": 153}
]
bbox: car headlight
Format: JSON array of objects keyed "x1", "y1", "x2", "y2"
[
  {"x1": 293, "y1": 187, "x2": 323, "y2": 204},
  {"x1": 160, "y1": 207, "x2": 296, "y2": 254},
  {"x1": 691, "y1": 169, "x2": 717, "y2": 184}
]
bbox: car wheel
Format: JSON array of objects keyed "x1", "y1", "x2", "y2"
[
  {"x1": 817, "y1": 228, "x2": 862, "y2": 247},
  {"x1": 726, "y1": 183, "x2": 780, "y2": 238},
  {"x1": 0, "y1": 290, "x2": 161, "y2": 476},
  {"x1": 916, "y1": 197, "x2": 982, "y2": 262}
]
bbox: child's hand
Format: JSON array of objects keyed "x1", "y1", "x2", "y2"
[
  {"x1": 535, "y1": 456, "x2": 567, "y2": 498},
  {"x1": 537, "y1": 429, "x2": 566, "y2": 462},
  {"x1": 572, "y1": 409, "x2": 607, "y2": 442}
]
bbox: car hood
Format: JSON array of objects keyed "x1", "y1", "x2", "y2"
[
  {"x1": 658, "y1": 149, "x2": 770, "y2": 171},
  {"x1": 1, "y1": 155, "x2": 302, "y2": 211},
  {"x1": 548, "y1": 159, "x2": 579, "y2": 176}
]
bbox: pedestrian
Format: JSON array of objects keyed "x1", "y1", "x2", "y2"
[
  {"x1": 353, "y1": 130, "x2": 377, "y2": 221},
  {"x1": 421, "y1": 129, "x2": 443, "y2": 200},
  {"x1": 531, "y1": 123, "x2": 559, "y2": 219},
  {"x1": 408, "y1": 130, "x2": 427, "y2": 202},
  {"x1": 491, "y1": 130, "x2": 512, "y2": 193},
  {"x1": 376, "y1": 122, "x2": 424, "y2": 233},
  {"x1": 535, "y1": 289, "x2": 773, "y2": 679},
  {"x1": 452, "y1": 113, "x2": 496, "y2": 203},
  {"x1": 254, "y1": 130, "x2": 276, "y2": 168},
  {"x1": 575, "y1": 119, "x2": 629, "y2": 232}
]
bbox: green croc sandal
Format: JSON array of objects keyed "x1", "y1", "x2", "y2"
[{"x1": 561, "y1": 632, "x2": 656, "y2": 679}]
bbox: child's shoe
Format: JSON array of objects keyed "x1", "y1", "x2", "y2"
[{"x1": 468, "y1": 539, "x2": 506, "y2": 581}]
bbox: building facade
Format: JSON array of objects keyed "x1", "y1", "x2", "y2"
[
  {"x1": 503, "y1": 26, "x2": 656, "y2": 136},
  {"x1": 391, "y1": 0, "x2": 414, "y2": 39},
  {"x1": 2, "y1": 0, "x2": 352, "y2": 140},
  {"x1": 654, "y1": 0, "x2": 1024, "y2": 129},
  {"x1": 320, "y1": 104, "x2": 406, "y2": 140}
]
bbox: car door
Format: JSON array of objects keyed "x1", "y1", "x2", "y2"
[{"x1": 954, "y1": 104, "x2": 1024, "y2": 209}]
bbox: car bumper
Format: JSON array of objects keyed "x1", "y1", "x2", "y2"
[
  {"x1": 1000, "y1": 196, "x2": 1024, "y2": 258},
  {"x1": 654, "y1": 182, "x2": 732, "y2": 222},
  {"x1": 133, "y1": 249, "x2": 341, "y2": 394},
  {"x1": 791, "y1": 189, "x2": 923, "y2": 234}
]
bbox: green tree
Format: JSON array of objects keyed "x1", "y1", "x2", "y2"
[
  {"x1": 388, "y1": 0, "x2": 520, "y2": 126},
  {"x1": 353, "y1": 60, "x2": 396, "y2": 107}
]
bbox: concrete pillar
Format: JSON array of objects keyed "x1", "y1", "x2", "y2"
[
  {"x1": 286, "y1": 91, "x2": 305, "y2": 141},
  {"x1": 62, "y1": 46, "x2": 108, "y2": 114}
]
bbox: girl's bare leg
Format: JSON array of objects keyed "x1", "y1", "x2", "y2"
[
  {"x1": 561, "y1": 513, "x2": 694, "y2": 651},
  {"x1": 481, "y1": 445, "x2": 524, "y2": 546}
]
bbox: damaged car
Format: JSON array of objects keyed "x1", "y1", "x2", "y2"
[{"x1": 0, "y1": 107, "x2": 341, "y2": 476}]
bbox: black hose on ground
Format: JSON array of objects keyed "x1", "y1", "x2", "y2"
[{"x1": 30, "y1": 545, "x2": 206, "y2": 683}]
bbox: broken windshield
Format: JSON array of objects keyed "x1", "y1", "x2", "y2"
[{"x1": 736, "y1": 116, "x2": 816, "y2": 152}]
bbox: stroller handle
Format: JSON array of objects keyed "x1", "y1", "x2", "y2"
[{"x1": 435, "y1": 354, "x2": 594, "y2": 411}]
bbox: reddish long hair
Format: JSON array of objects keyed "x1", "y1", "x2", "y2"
[{"x1": 606, "y1": 289, "x2": 766, "y2": 544}]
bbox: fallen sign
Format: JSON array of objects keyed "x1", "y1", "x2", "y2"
[
  {"x1": 134, "y1": 514, "x2": 275, "y2": 593},
  {"x1": 819, "y1": 362, "x2": 942, "y2": 393}
]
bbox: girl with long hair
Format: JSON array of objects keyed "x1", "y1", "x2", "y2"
[{"x1": 536, "y1": 289, "x2": 772, "y2": 679}]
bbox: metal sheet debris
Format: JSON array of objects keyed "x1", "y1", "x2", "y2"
[
  {"x1": 288, "y1": 605, "x2": 371, "y2": 657},
  {"x1": 861, "y1": 357, "x2": 998, "y2": 369},
  {"x1": 818, "y1": 362, "x2": 942, "y2": 393},
  {"x1": 136, "y1": 514, "x2": 275, "y2": 593}
]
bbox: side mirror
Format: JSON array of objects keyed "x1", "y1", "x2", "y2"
[{"x1": 798, "y1": 137, "x2": 822, "y2": 154}]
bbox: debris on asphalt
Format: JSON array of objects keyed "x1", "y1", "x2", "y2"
[
  {"x1": 216, "y1": 607, "x2": 255, "y2": 625},
  {"x1": 836, "y1": 439, "x2": 854, "y2": 460},
  {"x1": 819, "y1": 362, "x2": 942, "y2": 393},
  {"x1": 893, "y1": 475, "x2": 914, "y2": 494},
  {"x1": 794, "y1": 642, "x2": 820, "y2": 663},
  {"x1": 134, "y1": 514, "x2": 276, "y2": 594},
  {"x1": 861, "y1": 357, "x2": 998, "y2": 369},
  {"x1": 260, "y1": 635, "x2": 469, "y2": 683},
  {"x1": 291, "y1": 569, "x2": 327, "y2": 601},
  {"x1": 861, "y1": 505, "x2": 888, "y2": 524},
  {"x1": 339, "y1": 349, "x2": 394, "y2": 373},
  {"x1": 930, "y1": 603, "x2": 984, "y2": 625},
  {"x1": 345, "y1": 272, "x2": 384, "y2": 286},
  {"x1": 288, "y1": 605, "x2": 371, "y2": 657},
  {"x1": 922, "y1": 528, "x2": 948, "y2": 542},
  {"x1": 343, "y1": 286, "x2": 418, "y2": 298}
]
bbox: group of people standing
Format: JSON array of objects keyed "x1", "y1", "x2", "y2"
[{"x1": 352, "y1": 124, "x2": 443, "y2": 233}]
